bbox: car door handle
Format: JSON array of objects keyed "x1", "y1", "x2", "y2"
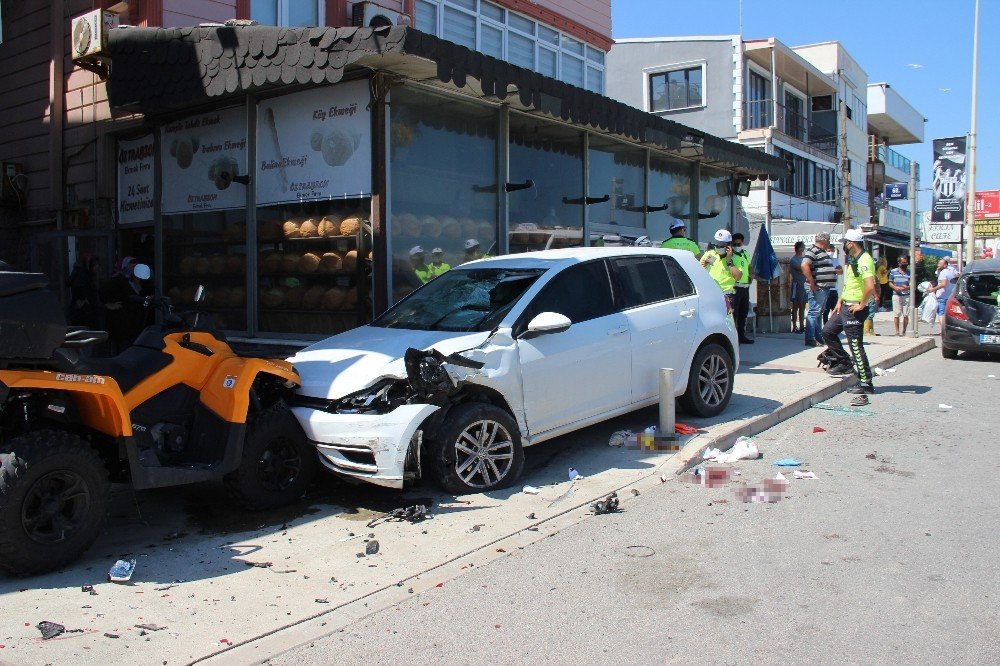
[
  {"x1": 680, "y1": 309, "x2": 697, "y2": 318},
  {"x1": 607, "y1": 326, "x2": 628, "y2": 336}
]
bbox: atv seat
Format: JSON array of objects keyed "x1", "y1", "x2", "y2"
[
  {"x1": 54, "y1": 346, "x2": 172, "y2": 394},
  {"x1": 0, "y1": 272, "x2": 49, "y2": 297}
]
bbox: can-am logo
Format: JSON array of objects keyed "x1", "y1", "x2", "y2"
[{"x1": 55, "y1": 373, "x2": 106, "y2": 385}]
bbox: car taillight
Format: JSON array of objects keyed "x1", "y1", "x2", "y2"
[{"x1": 946, "y1": 297, "x2": 968, "y2": 321}]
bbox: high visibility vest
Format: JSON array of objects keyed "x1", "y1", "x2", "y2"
[
  {"x1": 661, "y1": 236, "x2": 700, "y2": 255},
  {"x1": 704, "y1": 250, "x2": 736, "y2": 293}
]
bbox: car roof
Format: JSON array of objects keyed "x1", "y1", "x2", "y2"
[
  {"x1": 456, "y1": 246, "x2": 695, "y2": 270},
  {"x1": 964, "y1": 258, "x2": 1000, "y2": 274}
]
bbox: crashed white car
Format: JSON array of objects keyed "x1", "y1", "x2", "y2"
[{"x1": 290, "y1": 248, "x2": 738, "y2": 493}]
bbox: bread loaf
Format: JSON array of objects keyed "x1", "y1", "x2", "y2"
[
  {"x1": 460, "y1": 217, "x2": 478, "y2": 240},
  {"x1": 339, "y1": 215, "x2": 362, "y2": 236},
  {"x1": 259, "y1": 219, "x2": 283, "y2": 241},
  {"x1": 280, "y1": 253, "x2": 300, "y2": 273},
  {"x1": 322, "y1": 287, "x2": 346, "y2": 310},
  {"x1": 261, "y1": 287, "x2": 285, "y2": 308},
  {"x1": 317, "y1": 216, "x2": 340, "y2": 237},
  {"x1": 440, "y1": 216, "x2": 461, "y2": 239},
  {"x1": 401, "y1": 215, "x2": 420, "y2": 238},
  {"x1": 262, "y1": 253, "x2": 281, "y2": 275},
  {"x1": 302, "y1": 285, "x2": 326, "y2": 309},
  {"x1": 298, "y1": 252, "x2": 321, "y2": 273},
  {"x1": 299, "y1": 218, "x2": 318, "y2": 238},
  {"x1": 284, "y1": 285, "x2": 306, "y2": 308},
  {"x1": 318, "y1": 252, "x2": 342, "y2": 273},
  {"x1": 282, "y1": 219, "x2": 301, "y2": 239},
  {"x1": 228, "y1": 286, "x2": 246, "y2": 308},
  {"x1": 421, "y1": 215, "x2": 441, "y2": 238},
  {"x1": 342, "y1": 288, "x2": 358, "y2": 310},
  {"x1": 342, "y1": 249, "x2": 358, "y2": 272},
  {"x1": 222, "y1": 222, "x2": 245, "y2": 242}
]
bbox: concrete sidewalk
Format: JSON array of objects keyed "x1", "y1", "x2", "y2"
[{"x1": 0, "y1": 330, "x2": 933, "y2": 666}]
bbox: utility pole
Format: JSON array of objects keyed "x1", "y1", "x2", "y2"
[
  {"x1": 908, "y1": 160, "x2": 919, "y2": 338},
  {"x1": 965, "y1": 0, "x2": 981, "y2": 263},
  {"x1": 839, "y1": 99, "x2": 851, "y2": 232}
]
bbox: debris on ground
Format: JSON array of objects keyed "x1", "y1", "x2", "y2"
[
  {"x1": 938, "y1": 403, "x2": 953, "y2": 410},
  {"x1": 339, "y1": 534, "x2": 362, "y2": 542},
  {"x1": 315, "y1": 598, "x2": 330, "y2": 604},
  {"x1": 591, "y1": 492, "x2": 620, "y2": 515},
  {"x1": 366, "y1": 504, "x2": 429, "y2": 528},
  {"x1": 108, "y1": 559, "x2": 137, "y2": 584},
  {"x1": 608, "y1": 430, "x2": 632, "y2": 447},
  {"x1": 865, "y1": 452, "x2": 877, "y2": 459},
  {"x1": 793, "y1": 470, "x2": 819, "y2": 480},
  {"x1": 365, "y1": 540, "x2": 380, "y2": 555},
  {"x1": 631, "y1": 489, "x2": 640, "y2": 497},
  {"x1": 36, "y1": 622, "x2": 83, "y2": 640},
  {"x1": 812, "y1": 426, "x2": 826, "y2": 433},
  {"x1": 660, "y1": 474, "x2": 669, "y2": 483},
  {"x1": 567, "y1": 467, "x2": 581, "y2": 481},
  {"x1": 813, "y1": 402, "x2": 874, "y2": 416},
  {"x1": 734, "y1": 474, "x2": 789, "y2": 504},
  {"x1": 135, "y1": 624, "x2": 166, "y2": 632},
  {"x1": 873, "y1": 367, "x2": 896, "y2": 376},
  {"x1": 674, "y1": 422, "x2": 699, "y2": 435},
  {"x1": 104, "y1": 633, "x2": 120, "y2": 639},
  {"x1": 548, "y1": 485, "x2": 578, "y2": 507},
  {"x1": 773, "y1": 458, "x2": 802, "y2": 467},
  {"x1": 624, "y1": 545, "x2": 655, "y2": 558},
  {"x1": 81, "y1": 585, "x2": 96, "y2": 595},
  {"x1": 526, "y1": 513, "x2": 536, "y2": 520},
  {"x1": 467, "y1": 524, "x2": 484, "y2": 533},
  {"x1": 522, "y1": 485, "x2": 541, "y2": 495},
  {"x1": 242, "y1": 560, "x2": 273, "y2": 568},
  {"x1": 707, "y1": 436, "x2": 761, "y2": 463}
]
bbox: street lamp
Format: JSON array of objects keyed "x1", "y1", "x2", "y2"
[{"x1": 965, "y1": 0, "x2": 981, "y2": 263}]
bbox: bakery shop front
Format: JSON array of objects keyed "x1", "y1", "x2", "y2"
[{"x1": 106, "y1": 25, "x2": 786, "y2": 347}]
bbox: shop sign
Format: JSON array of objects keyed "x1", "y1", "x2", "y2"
[
  {"x1": 256, "y1": 80, "x2": 371, "y2": 206},
  {"x1": 930, "y1": 136, "x2": 967, "y2": 223},
  {"x1": 117, "y1": 134, "x2": 154, "y2": 225},
  {"x1": 770, "y1": 233, "x2": 844, "y2": 247},
  {"x1": 922, "y1": 223, "x2": 961, "y2": 244},
  {"x1": 974, "y1": 219, "x2": 1000, "y2": 238},
  {"x1": 161, "y1": 106, "x2": 248, "y2": 214},
  {"x1": 975, "y1": 190, "x2": 1000, "y2": 220}
]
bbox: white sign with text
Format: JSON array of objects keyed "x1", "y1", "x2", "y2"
[
  {"x1": 256, "y1": 80, "x2": 372, "y2": 206},
  {"x1": 161, "y1": 107, "x2": 248, "y2": 214},
  {"x1": 117, "y1": 134, "x2": 155, "y2": 225}
]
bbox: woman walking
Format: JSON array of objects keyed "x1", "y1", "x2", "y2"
[{"x1": 789, "y1": 241, "x2": 807, "y2": 333}]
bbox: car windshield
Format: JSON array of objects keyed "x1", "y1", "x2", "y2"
[
  {"x1": 373, "y1": 267, "x2": 547, "y2": 332},
  {"x1": 965, "y1": 273, "x2": 1000, "y2": 306}
]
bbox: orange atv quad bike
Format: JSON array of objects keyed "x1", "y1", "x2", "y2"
[{"x1": 0, "y1": 269, "x2": 317, "y2": 576}]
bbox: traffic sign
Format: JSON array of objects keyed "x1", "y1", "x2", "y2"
[{"x1": 884, "y1": 183, "x2": 908, "y2": 201}]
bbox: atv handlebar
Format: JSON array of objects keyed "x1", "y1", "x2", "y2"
[{"x1": 131, "y1": 293, "x2": 224, "y2": 339}]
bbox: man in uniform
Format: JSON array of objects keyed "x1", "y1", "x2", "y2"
[
  {"x1": 822, "y1": 228, "x2": 876, "y2": 400},
  {"x1": 429, "y1": 248, "x2": 451, "y2": 278},
  {"x1": 661, "y1": 219, "x2": 700, "y2": 255},
  {"x1": 700, "y1": 229, "x2": 742, "y2": 311},
  {"x1": 463, "y1": 238, "x2": 487, "y2": 263},
  {"x1": 409, "y1": 246, "x2": 433, "y2": 284},
  {"x1": 730, "y1": 232, "x2": 753, "y2": 344}
]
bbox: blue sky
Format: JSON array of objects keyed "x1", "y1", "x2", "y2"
[{"x1": 612, "y1": 0, "x2": 998, "y2": 210}]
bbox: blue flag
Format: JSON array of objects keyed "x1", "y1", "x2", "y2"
[{"x1": 751, "y1": 225, "x2": 781, "y2": 281}]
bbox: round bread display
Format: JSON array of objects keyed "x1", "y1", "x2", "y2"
[
  {"x1": 322, "y1": 287, "x2": 346, "y2": 310},
  {"x1": 298, "y1": 252, "x2": 321, "y2": 273},
  {"x1": 262, "y1": 253, "x2": 281, "y2": 274},
  {"x1": 282, "y1": 219, "x2": 302, "y2": 239},
  {"x1": 342, "y1": 249, "x2": 358, "y2": 272},
  {"x1": 222, "y1": 222, "x2": 245, "y2": 242},
  {"x1": 228, "y1": 286, "x2": 246, "y2": 308},
  {"x1": 342, "y1": 288, "x2": 358, "y2": 310},
  {"x1": 421, "y1": 215, "x2": 442, "y2": 238},
  {"x1": 317, "y1": 216, "x2": 340, "y2": 237},
  {"x1": 178, "y1": 256, "x2": 195, "y2": 276},
  {"x1": 284, "y1": 285, "x2": 306, "y2": 308},
  {"x1": 401, "y1": 214, "x2": 420, "y2": 238},
  {"x1": 299, "y1": 218, "x2": 318, "y2": 238},
  {"x1": 440, "y1": 216, "x2": 461, "y2": 239},
  {"x1": 195, "y1": 257, "x2": 211, "y2": 276},
  {"x1": 226, "y1": 254, "x2": 246, "y2": 274},
  {"x1": 302, "y1": 285, "x2": 326, "y2": 309},
  {"x1": 318, "y1": 252, "x2": 342, "y2": 273},
  {"x1": 460, "y1": 217, "x2": 478, "y2": 240},
  {"x1": 209, "y1": 254, "x2": 227, "y2": 275},
  {"x1": 261, "y1": 287, "x2": 285, "y2": 308},
  {"x1": 280, "y1": 253, "x2": 300, "y2": 273},
  {"x1": 477, "y1": 220, "x2": 494, "y2": 241},
  {"x1": 260, "y1": 219, "x2": 283, "y2": 241},
  {"x1": 339, "y1": 215, "x2": 362, "y2": 236}
]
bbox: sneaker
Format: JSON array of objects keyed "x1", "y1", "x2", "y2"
[
  {"x1": 846, "y1": 383, "x2": 876, "y2": 395},
  {"x1": 850, "y1": 394, "x2": 871, "y2": 407},
  {"x1": 826, "y1": 363, "x2": 854, "y2": 377}
]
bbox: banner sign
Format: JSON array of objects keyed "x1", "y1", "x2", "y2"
[
  {"x1": 884, "y1": 182, "x2": 908, "y2": 201},
  {"x1": 117, "y1": 134, "x2": 154, "y2": 225},
  {"x1": 931, "y1": 136, "x2": 967, "y2": 222},
  {"x1": 161, "y1": 106, "x2": 248, "y2": 214},
  {"x1": 975, "y1": 190, "x2": 1000, "y2": 220},
  {"x1": 256, "y1": 80, "x2": 372, "y2": 206},
  {"x1": 922, "y1": 223, "x2": 961, "y2": 244},
  {"x1": 974, "y1": 220, "x2": 1000, "y2": 238},
  {"x1": 770, "y1": 233, "x2": 844, "y2": 247}
]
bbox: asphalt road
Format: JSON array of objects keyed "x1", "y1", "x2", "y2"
[{"x1": 270, "y1": 348, "x2": 1000, "y2": 665}]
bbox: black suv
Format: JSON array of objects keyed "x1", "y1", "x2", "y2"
[{"x1": 941, "y1": 258, "x2": 1000, "y2": 359}]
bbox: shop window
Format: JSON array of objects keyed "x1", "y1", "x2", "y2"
[
  {"x1": 480, "y1": 23, "x2": 503, "y2": 59},
  {"x1": 508, "y1": 113, "x2": 583, "y2": 254},
  {"x1": 538, "y1": 46, "x2": 557, "y2": 78},
  {"x1": 389, "y1": 86, "x2": 498, "y2": 304},
  {"x1": 588, "y1": 136, "x2": 646, "y2": 232},
  {"x1": 508, "y1": 31, "x2": 534, "y2": 69},
  {"x1": 648, "y1": 155, "x2": 692, "y2": 242},
  {"x1": 251, "y1": 0, "x2": 322, "y2": 26},
  {"x1": 562, "y1": 54, "x2": 584, "y2": 87},
  {"x1": 443, "y1": 5, "x2": 476, "y2": 49},
  {"x1": 696, "y1": 167, "x2": 731, "y2": 246},
  {"x1": 415, "y1": 0, "x2": 438, "y2": 32}
]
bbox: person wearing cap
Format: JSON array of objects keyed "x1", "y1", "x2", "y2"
[
  {"x1": 100, "y1": 255, "x2": 150, "y2": 353},
  {"x1": 409, "y1": 246, "x2": 433, "y2": 284},
  {"x1": 729, "y1": 233, "x2": 753, "y2": 344},
  {"x1": 700, "y1": 229, "x2": 743, "y2": 313},
  {"x1": 462, "y1": 238, "x2": 488, "y2": 263},
  {"x1": 660, "y1": 219, "x2": 700, "y2": 256},
  {"x1": 429, "y1": 248, "x2": 451, "y2": 278},
  {"x1": 822, "y1": 228, "x2": 876, "y2": 398}
]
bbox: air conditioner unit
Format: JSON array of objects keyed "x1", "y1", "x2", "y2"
[
  {"x1": 71, "y1": 9, "x2": 119, "y2": 60},
  {"x1": 351, "y1": 2, "x2": 410, "y2": 29}
]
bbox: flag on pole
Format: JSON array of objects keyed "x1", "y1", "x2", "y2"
[{"x1": 751, "y1": 225, "x2": 781, "y2": 281}]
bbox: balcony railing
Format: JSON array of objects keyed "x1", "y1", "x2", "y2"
[
  {"x1": 744, "y1": 100, "x2": 837, "y2": 158},
  {"x1": 868, "y1": 136, "x2": 913, "y2": 175}
]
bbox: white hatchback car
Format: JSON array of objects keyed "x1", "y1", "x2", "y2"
[{"x1": 289, "y1": 248, "x2": 738, "y2": 494}]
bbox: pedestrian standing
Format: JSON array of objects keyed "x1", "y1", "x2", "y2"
[
  {"x1": 700, "y1": 229, "x2": 743, "y2": 330},
  {"x1": 822, "y1": 229, "x2": 877, "y2": 398},
  {"x1": 929, "y1": 259, "x2": 959, "y2": 331},
  {"x1": 876, "y1": 256, "x2": 890, "y2": 305},
  {"x1": 800, "y1": 232, "x2": 838, "y2": 347},
  {"x1": 888, "y1": 256, "x2": 911, "y2": 336},
  {"x1": 730, "y1": 233, "x2": 753, "y2": 344},
  {"x1": 788, "y1": 241, "x2": 807, "y2": 333},
  {"x1": 660, "y1": 219, "x2": 701, "y2": 256}
]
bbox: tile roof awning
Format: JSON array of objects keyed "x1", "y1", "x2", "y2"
[{"x1": 107, "y1": 25, "x2": 788, "y2": 180}]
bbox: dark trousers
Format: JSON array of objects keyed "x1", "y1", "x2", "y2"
[
  {"x1": 822, "y1": 304, "x2": 873, "y2": 385},
  {"x1": 733, "y1": 286, "x2": 750, "y2": 340}
]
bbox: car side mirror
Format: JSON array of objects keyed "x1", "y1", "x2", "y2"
[
  {"x1": 133, "y1": 264, "x2": 151, "y2": 280},
  {"x1": 522, "y1": 312, "x2": 571, "y2": 339}
]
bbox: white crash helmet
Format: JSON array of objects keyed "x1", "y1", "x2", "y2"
[{"x1": 714, "y1": 229, "x2": 733, "y2": 244}]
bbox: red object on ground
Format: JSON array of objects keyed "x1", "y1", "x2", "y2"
[
  {"x1": 675, "y1": 423, "x2": 699, "y2": 435},
  {"x1": 813, "y1": 426, "x2": 826, "y2": 433}
]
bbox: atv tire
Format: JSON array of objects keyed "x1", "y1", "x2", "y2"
[
  {"x1": 0, "y1": 431, "x2": 110, "y2": 576},
  {"x1": 225, "y1": 406, "x2": 317, "y2": 510}
]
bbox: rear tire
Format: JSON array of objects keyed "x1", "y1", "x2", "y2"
[
  {"x1": 0, "y1": 431, "x2": 109, "y2": 576},
  {"x1": 680, "y1": 343, "x2": 734, "y2": 417},
  {"x1": 941, "y1": 344, "x2": 958, "y2": 359},
  {"x1": 428, "y1": 402, "x2": 524, "y2": 495},
  {"x1": 225, "y1": 405, "x2": 317, "y2": 510}
]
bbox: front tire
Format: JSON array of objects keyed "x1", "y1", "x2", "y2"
[
  {"x1": 680, "y1": 343, "x2": 735, "y2": 417},
  {"x1": 0, "y1": 431, "x2": 109, "y2": 576},
  {"x1": 941, "y1": 344, "x2": 958, "y2": 359},
  {"x1": 428, "y1": 402, "x2": 524, "y2": 494},
  {"x1": 225, "y1": 406, "x2": 317, "y2": 510}
]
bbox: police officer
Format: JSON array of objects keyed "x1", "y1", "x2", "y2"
[
  {"x1": 700, "y1": 229, "x2": 742, "y2": 309},
  {"x1": 822, "y1": 228, "x2": 876, "y2": 400},
  {"x1": 409, "y1": 246, "x2": 433, "y2": 284},
  {"x1": 429, "y1": 247, "x2": 451, "y2": 278},
  {"x1": 660, "y1": 219, "x2": 700, "y2": 256},
  {"x1": 730, "y1": 232, "x2": 753, "y2": 344}
]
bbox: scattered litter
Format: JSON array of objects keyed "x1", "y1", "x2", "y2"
[
  {"x1": 938, "y1": 404, "x2": 953, "y2": 410},
  {"x1": 365, "y1": 540, "x2": 380, "y2": 555},
  {"x1": 108, "y1": 559, "x2": 136, "y2": 584},
  {"x1": 548, "y1": 484, "x2": 578, "y2": 507},
  {"x1": 590, "y1": 492, "x2": 620, "y2": 515},
  {"x1": 339, "y1": 534, "x2": 362, "y2": 542},
  {"x1": 850, "y1": 395, "x2": 870, "y2": 407},
  {"x1": 734, "y1": 474, "x2": 789, "y2": 504},
  {"x1": 242, "y1": 560, "x2": 273, "y2": 568},
  {"x1": 773, "y1": 458, "x2": 802, "y2": 467},
  {"x1": 567, "y1": 467, "x2": 581, "y2": 481},
  {"x1": 660, "y1": 474, "x2": 669, "y2": 483},
  {"x1": 496, "y1": 547, "x2": 506, "y2": 552},
  {"x1": 624, "y1": 545, "x2": 655, "y2": 558},
  {"x1": 774, "y1": 472, "x2": 788, "y2": 482},
  {"x1": 467, "y1": 524, "x2": 485, "y2": 534},
  {"x1": 707, "y1": 436, "x2": 760, "y2": 463},
  {"x1": 608, "y1": 430, "x2": 632, "y2": 447},
  {"x1": 522, "y1": 485, "x2": 541, "y2": 495},
  {"x1": 813, "y1": 402, "x2": 874, "y2": 416},
  {"x1": 812, "y1": 426, "x2": 826, "y2": 433},
  {"x1": 366, "y1": 504, "x2": 429, "y2": 528},
  {"x1": 36, "y1": 622, "x2": 78, "y2": 640},
  {"x1": 793, "y1": 471, "x2": 819, "y2": 480},
  {"x1": 873, "y1": 367, "x2": 896, "y2": 376},
  {"x1": 702, "y1": 447, "x2": 723, "y2": 460},
  {"x1": 675, "y1": 422, "x2": 699, "y2": 435},
  {"x1": 526, "y1": 513, "x2": 537, "y2": 520},
  {"x1": 989, "y1": 374, "x2": 997, "y2": 379},
  {"x1": 135, "y1": 624, "x2": 166, "y2": 632},
  {"x1": 865, "y1": 452, "x2": 877, "y2": 459},
  {"x1": 81, "y1": 585, "x2": 96, "y2": 595},
  {"x1": 104, "y1": 633, "x2": 120, "y2": 639},
  {"x1": 630, "y1": 489, "x2": 640, "y2": 497},
  {"x1": 315, "y1": 598, "x2": 329, "y2": 604}
]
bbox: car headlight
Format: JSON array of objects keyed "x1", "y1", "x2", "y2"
[{"x1": 295, "y1": 379, "x2": 412, "y2": 415}]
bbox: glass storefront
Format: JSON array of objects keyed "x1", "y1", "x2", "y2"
[
  {"x1": 389, "y1": 86, "x2": 498, "y2": 303},
  {"x1": 696, "y1": 166, "x2": 732, "y2": 246},
  {"x1": 588, "y1": 136, "x2": 646, "y2": 232},
  {"x1": 648, "y1": 155, "x2": 693, "y2": 241}
]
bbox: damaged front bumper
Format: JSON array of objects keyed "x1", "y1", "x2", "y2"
[{"x1": 290, "y1": 403, "x2": 440, "y2": 489}]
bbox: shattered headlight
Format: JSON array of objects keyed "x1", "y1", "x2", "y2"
[{"x1": 296, "y1": 379, "x2": 413, "y2": 416}]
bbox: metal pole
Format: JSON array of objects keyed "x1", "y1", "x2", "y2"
[
  {"x1": 659, "y1": 368, "x2": 675, "y2": 437},
  {"x1": 965, "y1": 0, "x2": 981, "y2": 264},
  {"x1": 908, "y1": 160, "x2": 918, "y2": 337}
]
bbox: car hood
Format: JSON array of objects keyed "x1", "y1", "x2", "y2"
[{"x1": 289, "y1": 326, "x2": 492, "y2": 399}]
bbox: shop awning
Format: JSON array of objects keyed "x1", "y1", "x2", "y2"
[
  {"x1": 868, "y1": 231, "x2": 917, "y2": 250},
  {"x1": 106, "y1": 25, "x2": 788, "y2": 181},
  {"x1": 920, "y1": 245, "x2": 954, "y2": 258}
]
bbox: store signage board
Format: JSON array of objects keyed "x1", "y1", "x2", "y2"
[
  {"x1": 256, "y1": 80, "x2": 372, "y2": 206},
  {"x1": 974, "y1": 220, "x2": 1000, "y2": 238},
  {"x1": 930, "y1": 136, "x2": 967, "y2": 223},
  {"x1": 922, "y1": 223, "x2": 961, "y2": 244},
  {"x1": 884, "y1": 182, "x2": 907, "y2": 201},
  {"x1": 975, "y1": 190, "x2": 1000, "y2": 220},
  {"x1": 161, "y1": 106, "x2": 248, "y2": 214},
  {"x1": 117, "y1": 134, "x2": 155, "y2": 225},
  {"x1": 771, "y1": 233, "x2": 844, "y2": 247}
]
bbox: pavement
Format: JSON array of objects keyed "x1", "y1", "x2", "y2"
[
  {"x1": 0, "y1": 314, "x2": 933, "y2": 666},
  {"x1": 271, "y1": 340, "x2": 1000, "y2": 665}
]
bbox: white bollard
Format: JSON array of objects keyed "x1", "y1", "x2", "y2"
[{"x1": 659, "y1": 367, "x2": 675, "y2": 437}]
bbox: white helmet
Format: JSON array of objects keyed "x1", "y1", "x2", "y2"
[{"x1": 714, "y1": 229, "x2": 733, "y2": 244}]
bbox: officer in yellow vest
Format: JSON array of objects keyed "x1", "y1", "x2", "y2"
[
  {"x1": 730, "y1": 232, "x2": 753, "y2": 344},
  {"x1": 660, "y1": 219, "x2": 701, "y2": 256},
  {"x1": 700, "y1": 229, "x2": 742, "y2": 307},
  {"x1": 409, "y1": 246, "x2": 434, "y2": 284},
  {"x1": 429, "y1": 247, "x2": 451, "y2": 278}
]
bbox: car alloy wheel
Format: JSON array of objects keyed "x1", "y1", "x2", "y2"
[
  {"x1": 697, "y1": 351, "x2": 731, "y2": 408},
  {"x1": 453, "y1": 419, "x2": 515, "y2": 489}
]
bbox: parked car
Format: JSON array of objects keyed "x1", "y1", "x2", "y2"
[
  {"x1": 941, "y1": 258, "x2": 1000, "y2": 359},
  {"x1": 289, "y1": 248, "x2": 738, "y2": 493}
]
